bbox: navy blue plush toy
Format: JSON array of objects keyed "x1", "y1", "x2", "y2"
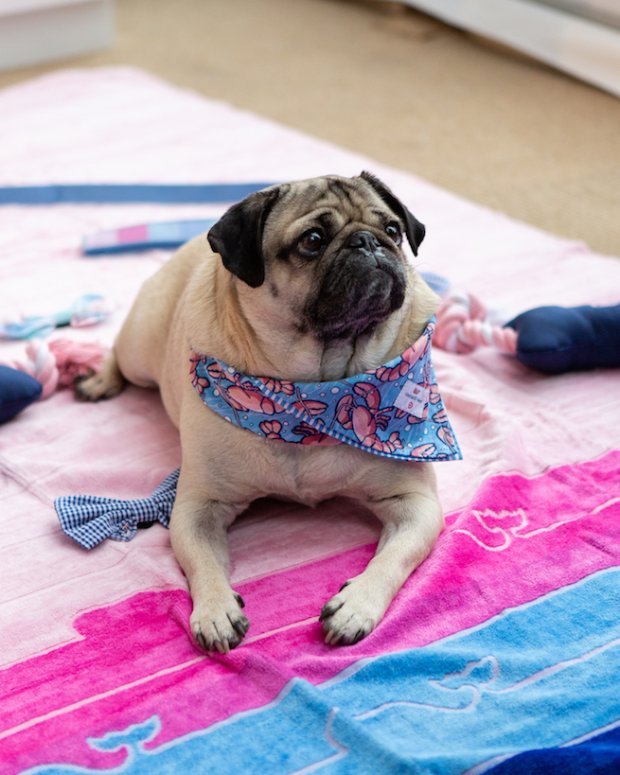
[
  {"x1": 0, "y1": 365, "x2": 42, "y2": 423},
  {"x1": 432, "y1": 286, "x2": 620, "y2": 376},
  {"x1": 506, "y1": 304, "x2": 620, "y2": 375}
]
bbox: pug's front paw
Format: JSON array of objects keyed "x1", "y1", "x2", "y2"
[
  {"x1": 191, "y1": 591, "x2": 249, "y2": 653},
  {"x1": 75, "y1": 365, "x2": 125, "y2": 401},
  {"x1": 319, "y1": 580, "x2": 382, "y2": 646}
]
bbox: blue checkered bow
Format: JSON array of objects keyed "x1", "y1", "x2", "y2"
[{"x1": 54, "y1": 469, "x2": 180, "y2": 549}]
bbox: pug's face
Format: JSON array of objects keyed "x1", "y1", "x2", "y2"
[{"x1": 207, "y1": 172, "x2": 425, "y2": 342}]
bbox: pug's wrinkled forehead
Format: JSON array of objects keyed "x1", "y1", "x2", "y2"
[
  {"x1": 263, "y1": 173, "x2": 425, "y2": 261},
  {"x1": 268, "y1": 175, "x2": 393, "y2": 235}
]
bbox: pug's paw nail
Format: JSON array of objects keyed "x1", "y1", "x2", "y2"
[
  {"x1": 191, "y1": 593, "x2": 250, "y2": 653},
  {"x1": 319, "y1": 598, "x2": 344, "y2": 622},
  {"x1": 194, "y1": 629, "x2": 209, "y2": 652},
  {"x1": 229, "y1": 612, "x2": 250, "y2": 638}
]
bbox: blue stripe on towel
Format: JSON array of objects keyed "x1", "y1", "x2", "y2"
[{"x1": 0, "y1": 183, "x2": 275, "y2": 205}]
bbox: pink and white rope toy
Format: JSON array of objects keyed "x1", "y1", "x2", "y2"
[
  {"x1": 434, "y1": 292, "x2": 517, "y2": 355},
  {"x1": 7, "y1": 339, "x2": 106, "y2": 399}
]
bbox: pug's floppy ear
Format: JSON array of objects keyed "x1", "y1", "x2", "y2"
[
  {"x1": 359, "y1": 171, "x2": 426, "y2": 256},
  {"x1": 207, "y1": 188, "x2": 280, "y2": 288}
]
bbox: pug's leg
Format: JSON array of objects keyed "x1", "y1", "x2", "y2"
[
  {"x1": 320, "y1": 486, "x2": 442, "y2": 646},
  {"x1": 169, "y1": 485, "x2": 250, "y2": 653}
]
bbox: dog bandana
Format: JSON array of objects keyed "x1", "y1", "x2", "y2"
[{"x1": 190, "y1": 319, "x2": 461, "y2": 463}]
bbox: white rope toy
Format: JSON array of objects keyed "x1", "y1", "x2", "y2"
[
  {"x1": 10, "y1": 340, "x2": 59, "y2": 399},
  {"x1": 434, "y1": 292, "x2": 517, "y2": 355}
]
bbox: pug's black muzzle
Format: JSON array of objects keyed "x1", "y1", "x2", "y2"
[{"x1": 305, "y1": 230, "x2": 407, "y2": 341}]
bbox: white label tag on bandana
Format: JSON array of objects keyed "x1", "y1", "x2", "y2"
[{"x1": 394, "y1": 381, "x2": 429, "y2": 418}]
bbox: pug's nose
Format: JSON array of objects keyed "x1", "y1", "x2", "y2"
[{"x1": 347, "y1": 231, "x2": 380, "y2": 251}]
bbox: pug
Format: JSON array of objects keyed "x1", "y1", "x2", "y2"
[{"x1": 77, "y1": 172, "x2": 449, "y2": 653}]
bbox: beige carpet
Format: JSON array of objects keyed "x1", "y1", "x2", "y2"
[{"x1": 1, "y1": 0, "x2": 618, "y2": 255}]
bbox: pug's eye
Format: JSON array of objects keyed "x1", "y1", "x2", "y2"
[
  {"x1": 385, "y1": 222, "x2": 402, "y2": 244},
  {"x1": 297, "y1": 228, "x2": 326, "y2": 258}
]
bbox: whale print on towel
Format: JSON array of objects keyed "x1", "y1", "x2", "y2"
[{"x1": 447, "y1": 453, "x2": 620, "y2": 553}]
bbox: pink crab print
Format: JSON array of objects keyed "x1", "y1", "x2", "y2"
[
  {"x1": 291, "y1": 398, "x2": 328, "y2": 416},
  {"x1": 374, "y1": 333, "x2": 430, "y2": 382},
  {"x1": 410, "y1": 442, "x2": 437, "y2": 458},
  {"x1": 256, "y1": 377, "x2": 295, "y2": 396},
  {"x1": 437, "y1": 425, "x2": 456, "y2": 448},
  {"x1": 334, "y1": 381, "x2": 404, "y2": 454},
  {"x1": 189, "y1": 356, "x2": 210, "y2": 394},
  {"x1": 224, "y1": 383, "x2": 280, "y2": 414},
  {"x1": 206, "y1": 362, "x2": 232, "y2": 381},
  {"x1": 258, "y1": 420, "x2": 286, "y2": 440},
  {"x1": 291, "y1": 421, "x2": 341, "y2": 446},
  {"x1": 432, "y1": 407, "x2": 448, "y2": 423}
]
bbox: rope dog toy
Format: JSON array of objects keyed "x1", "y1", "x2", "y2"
[
  {"x1": 434, "y1": 292, "x2": 517, "y2": 355},
  {"x1": 6, "y1": 338, "x2": 106, "y2": 399}
]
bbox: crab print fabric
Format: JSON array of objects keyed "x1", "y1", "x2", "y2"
[{"x1": 190, "y1": 319, "x2": 462, "y2": 462}]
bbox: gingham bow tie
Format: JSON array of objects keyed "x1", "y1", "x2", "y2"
[{"x1": 54, "y1": 469, "x2": 180, "y2": 549}]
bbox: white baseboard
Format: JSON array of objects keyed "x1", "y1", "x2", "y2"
[
  {"x1": 0, "y1": 0, "x2": 114, "y2": 71},
  {"x1": 396, "y1": 0, "x2": 620, "y2": 97}
]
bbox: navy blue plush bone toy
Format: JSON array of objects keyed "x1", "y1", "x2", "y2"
[{"x1": 506, "y1": 304, "x2": 620, "y2": 374}]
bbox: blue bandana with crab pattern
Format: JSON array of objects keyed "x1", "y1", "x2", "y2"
[{"x1": 189, "y1": 319, "x2": 462, "y2": 462}]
